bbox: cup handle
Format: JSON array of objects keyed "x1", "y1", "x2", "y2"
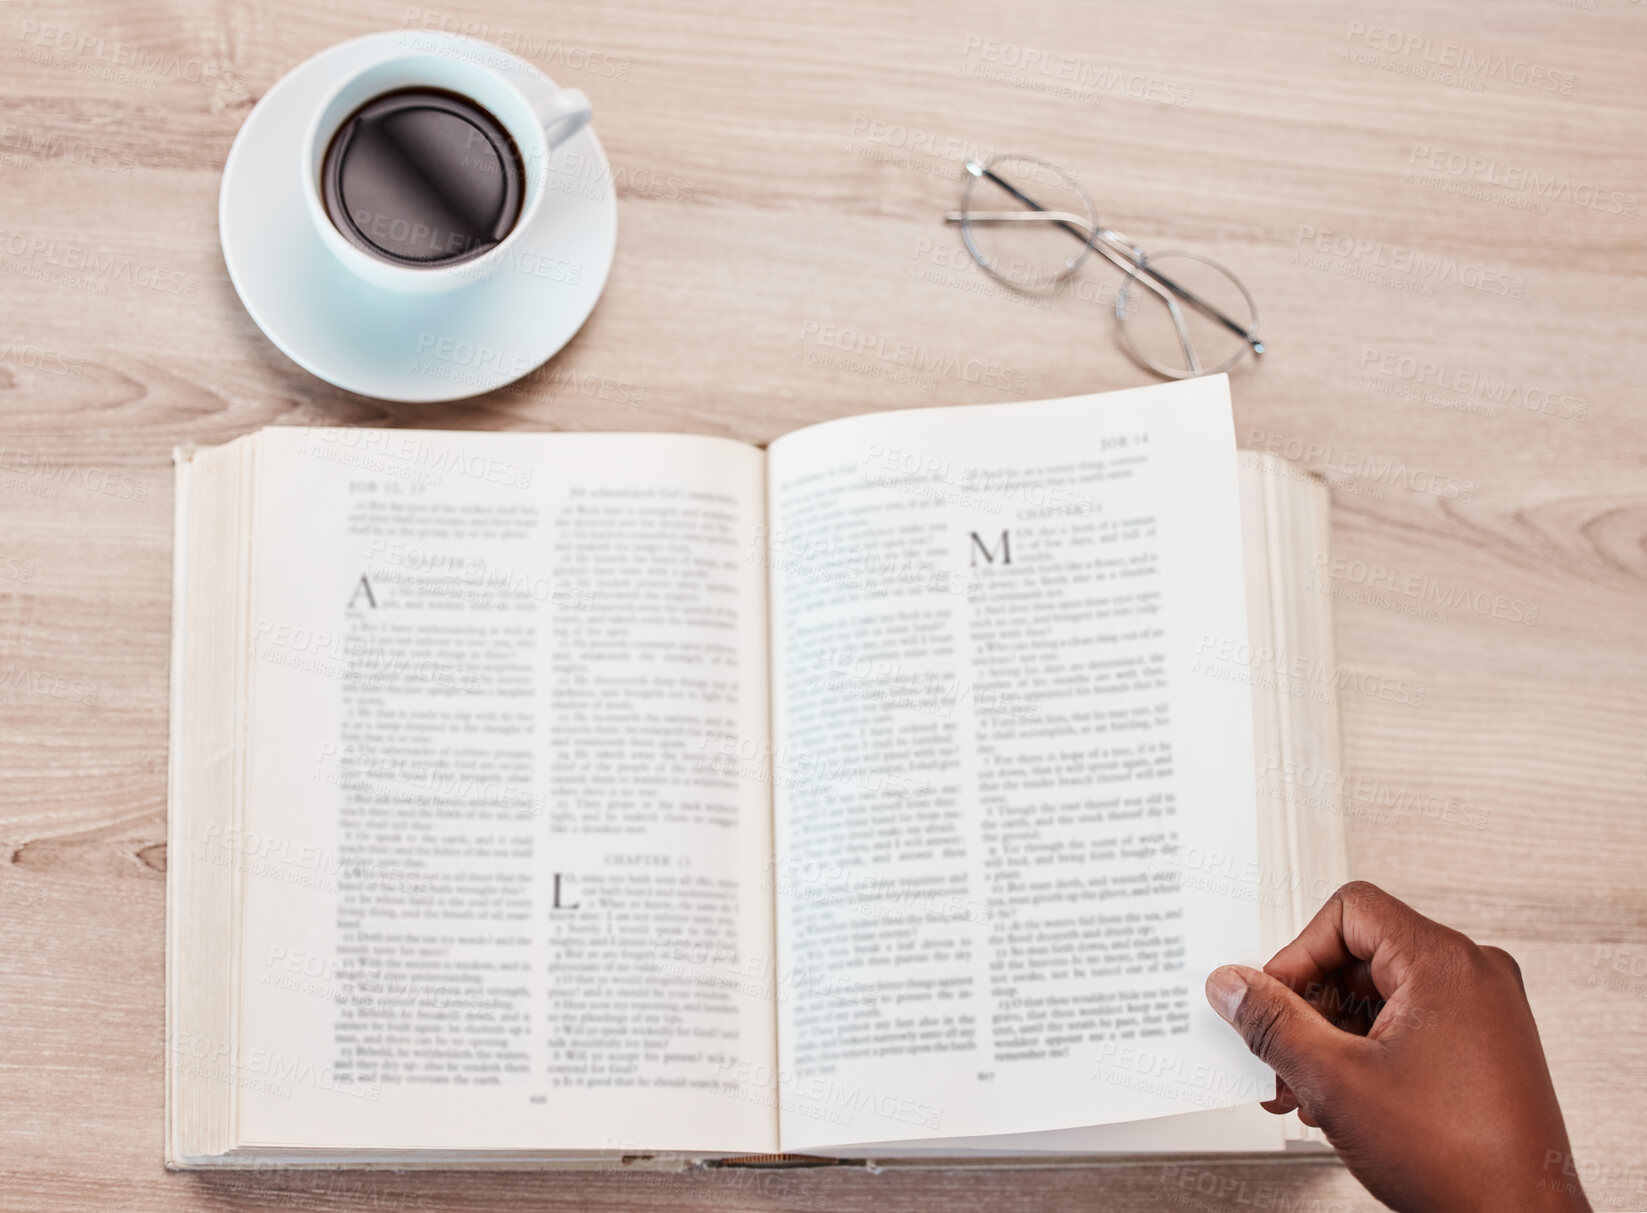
[{"x1": 534, "y1": 87, "x2": 592, "y2": 150}]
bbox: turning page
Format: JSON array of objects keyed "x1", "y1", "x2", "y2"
[
  {"x1": 226, "y1": 429, "x2": 778, "y2": 1154},
  {"x1": 765, "y1": 377, "x2": 1271, "y2": 1149}
]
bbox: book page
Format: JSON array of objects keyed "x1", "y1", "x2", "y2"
[
  {"x1": 765, "y1": 377, "x2": 1272, "y2": 1149},
  {"x1": 229, "y1": 429, "x2": 778, "y2": 1154}
]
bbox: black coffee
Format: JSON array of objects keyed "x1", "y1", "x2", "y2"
[{"x1": 320, "y1": 88, "x2": 525, "y2": 267}]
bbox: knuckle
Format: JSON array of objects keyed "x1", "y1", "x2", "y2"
[
  {"x1": 1335, "y1": 880, "x2": 1383, "y2": 908},
  {"x1": 1334, "y1": 880, "x2": 1404, "y2": 928},
  {"x1": 1243, "y1": 999, "x2": 1291, "y2": 1065},
  {"x1": 1337, "y1": 879, "x2": 1380, "y2": 899},
  {"x1": 1478, "y1": 944, "x2": 1525, "y2": 989}
]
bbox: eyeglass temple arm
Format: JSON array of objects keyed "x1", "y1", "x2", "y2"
[{"x1": 958, "y1": 162, "x2": 1263, "y2": 354}]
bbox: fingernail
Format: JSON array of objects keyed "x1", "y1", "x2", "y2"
[{"x1": 1206, "y1": 965, "x2": 1251, "y2": 1024}]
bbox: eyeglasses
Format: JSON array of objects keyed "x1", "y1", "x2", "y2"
[{"x1": 944, "y1": 154, "x2": 1264, "y2": 380}]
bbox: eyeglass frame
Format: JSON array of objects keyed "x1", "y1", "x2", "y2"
[{"x1": 945, "y1": 155, "x2": 1264, "y2": 380}]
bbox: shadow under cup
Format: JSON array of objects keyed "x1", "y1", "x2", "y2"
[{"x1": 301, "y1": 51, "x2": 562, "y2": 294}]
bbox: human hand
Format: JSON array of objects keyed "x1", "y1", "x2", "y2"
[{"x1": 1205, "y1": 881, "x2": 1589, "y2": 1213}]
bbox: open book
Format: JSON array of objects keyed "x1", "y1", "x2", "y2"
[{"x1": 167, "y1": 375, "x2": 1347, "y2": 1168}]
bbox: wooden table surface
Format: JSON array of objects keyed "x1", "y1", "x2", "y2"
[{"x1": 3, "y1": 0, "x2": 1645, "y2": 1208}]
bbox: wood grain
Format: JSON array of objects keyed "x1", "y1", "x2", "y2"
[{"x1": 2, "y1": 0, "x2": 1645, "y2": 1208}]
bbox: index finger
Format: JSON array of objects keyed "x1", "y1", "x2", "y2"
[{"x1": 1263, "y1": 881, "x2": 1444, "y2": 1002}]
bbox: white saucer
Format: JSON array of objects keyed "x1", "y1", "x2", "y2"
[{"x1": 219, "y1": 32, "x2": 617, "y2": 403}]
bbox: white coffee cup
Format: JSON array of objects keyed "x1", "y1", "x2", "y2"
[{"x1": 301, "y1": 35, "x2": 591, "y2": 295}]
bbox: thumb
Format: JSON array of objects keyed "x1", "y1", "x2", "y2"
[{"x1": 1206, "y1": 964, "x2": 1362, "y2": 1099}]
